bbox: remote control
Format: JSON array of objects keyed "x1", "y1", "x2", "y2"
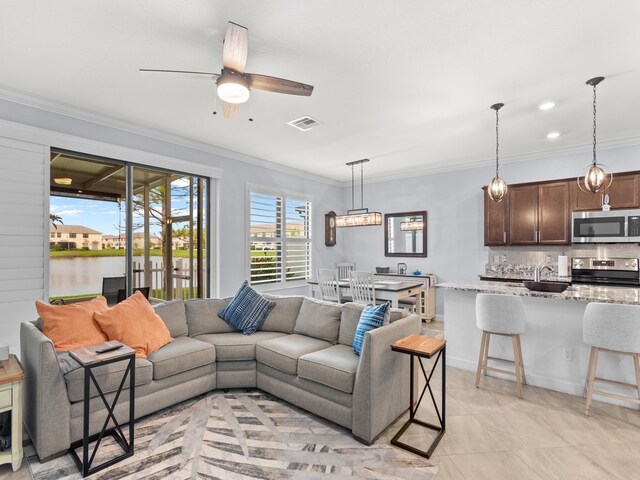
[{"x1": 95, "y1": 344, "x2": 123, "y2": 354}]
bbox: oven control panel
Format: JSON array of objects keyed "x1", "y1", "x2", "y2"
[{"x1": 572, "y1": 257, "x2": 639, "y2": 271}]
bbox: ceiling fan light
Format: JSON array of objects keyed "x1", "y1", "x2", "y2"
[
  {"x1": 488, "y1": 176, "x2": 508, "y2": 202},
  {"x1": 216, "y1": 74, "x2": 250, "y2": 104}
]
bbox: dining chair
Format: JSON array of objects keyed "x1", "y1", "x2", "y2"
[
  {"x1": 349, "y1": 271, "x2": 376, "y2": 304},
  {"x1": 117, "y1": 286, "x2": 151, "y2": 303},
  {"x1": 336, "y1": 263, "x2": 355, "y2": 280},
  {"x1": 101, "y1": 276, "x2": 126, "y2": 305},
  {"x1": 317, "y1": 269, "x2": 342, "y2": 303}
]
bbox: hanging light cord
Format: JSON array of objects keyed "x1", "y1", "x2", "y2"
[
  {"x1": 350, "y1": 163, "x2": 355, "y2": 211},
  {"x1": 495, "y1": 107, "x2": 500, "y2": 177},
  {"x1": 592, "y1": 82, "x2": 597, "y2": 167},
  {"x1": 360, "y1": 161, "x2": 364, "y2": 209}
]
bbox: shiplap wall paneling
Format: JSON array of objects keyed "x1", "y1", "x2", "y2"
[{"x1": 0, "y1": 137, "x2": 46, "y2": 357}]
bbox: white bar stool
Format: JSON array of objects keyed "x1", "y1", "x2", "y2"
[
  {"x1": 475, "y1": 293, "x2": 527, "y2": 398},
  {"x1": 583, "y1": 302, "x2": 640, "y2": 416}
]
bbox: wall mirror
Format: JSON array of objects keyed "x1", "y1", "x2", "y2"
[{"x1": 384, "y1": 211, "x2": 427, "y2": 257}]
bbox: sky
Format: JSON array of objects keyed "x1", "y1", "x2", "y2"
[{"x1": 50, "y1": 196, "x2": 123, "y2": 235}]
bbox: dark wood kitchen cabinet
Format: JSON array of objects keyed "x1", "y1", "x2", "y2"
[
  {"x1": 510, "y1": 182, "x2": 570, "y2": 245},
  {"x1": 571, "y1": 173, "x2": 639, "y2": 211},
  {"x1": 483, "y1": 187, "x2": 509, "y2": 245},
  {"x1": 509, "y1": 185, "x2": 539, "y2": 245},
  {"x1": 538, "y1": 181, "x2": 571, "y2": 244}
]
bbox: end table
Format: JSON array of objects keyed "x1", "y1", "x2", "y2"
[
  {"x1": 68, "y1": 342, "x2": 136, "y2": 477},
  {"x1": 390, "y1": 334, "x2": 446, "y2": 458},
  {"x1": 0, "y1": 354, "x2": 25, "y2": 472}
]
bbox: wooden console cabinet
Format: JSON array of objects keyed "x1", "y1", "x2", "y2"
[{"x1": 374, "y1": 273, "x2": 436, "y2": 322}]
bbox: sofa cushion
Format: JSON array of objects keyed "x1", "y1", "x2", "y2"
[
  {"x1": 61, "y1": 353, "x2": 153, "y2": 403},
  {"x1": 35, "y1": 296, "x2": 109, "y2": 351},
  {"x1": 153, "y1": 300, "x2": 188, "y2": 338},
  {"x1": 93, "y1": 291, "x2": 173, "y2": 358},
  {"x1": 339, "y1": 302, "x2": 408, "y2": 346},
  {"x1": 194, "y1": 331, "x2": 286, "y2": 361},
  {"x1": 256, "y1": 334, "x2": 332, "y2": 375},
  {"x1": 147, "y1": 336, "x2": 216, "y2": 380},
  {"x1": 353, "y1": 303, "x2": 390, "y2": 355},
  {"x1": 298, "y1": 344, "x2": 360, "y2": 394},
  {"x1": 293, "y1": 298, "x2": 342, "y2": 344},
  {"x1": 260, "y1": 295, "x2": 304, "y2": 333},
  {"x1": 185, "y1": 298, "x2": 234, "y2": 336},
  {"x1": 218, "y1": 281, "x2": 276, "y2": 335}
]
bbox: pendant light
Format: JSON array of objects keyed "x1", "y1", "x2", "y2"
[
  {"x1": 487, "y1": 102, "x2": 508, "y2": 202},
  {"x1": 577, "y1": 76, "x2": 612, "y2": 194},
  {"x1": 335, "y1": 159, "x2": 382, "y2": 227}
]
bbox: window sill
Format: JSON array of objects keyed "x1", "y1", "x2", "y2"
[{"x1": 252, "y1": 280, "x2": 311, "y2": 293}]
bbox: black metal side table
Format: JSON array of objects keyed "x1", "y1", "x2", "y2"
[
  {"x1": 68, "y1": 342, "x2": 136, "y2": 477},
  {"x1": 390, "y1": 334, "x2": 446, "y2": 458}
]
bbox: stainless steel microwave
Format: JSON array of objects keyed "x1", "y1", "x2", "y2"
[{"x1": 572, "y1": 209, "x2": 640, "y2": 243}]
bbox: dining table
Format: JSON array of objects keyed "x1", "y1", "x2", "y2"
[{"x1": 307, "y1": 278, "x2": 423, "y2": 308}]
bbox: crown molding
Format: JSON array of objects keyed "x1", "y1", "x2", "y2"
[
  {"x1": 354, "y1": 135, "x2": 640, "y2": 186},
  {"x1": 0, "y1": 85, "x2": 342, "y2": 187}
]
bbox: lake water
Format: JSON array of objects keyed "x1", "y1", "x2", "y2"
[{"x1": 49, "y1": 256, "x2": 165, "y2": 297}]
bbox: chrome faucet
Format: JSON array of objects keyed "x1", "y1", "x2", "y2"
[{"x1": 534, "y1": 260, "x2": 554, "y2": 282}]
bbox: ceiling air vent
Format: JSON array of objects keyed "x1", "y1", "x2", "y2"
[{"x1": 287, "y1": 116, "x2": 322, "y2": 131}]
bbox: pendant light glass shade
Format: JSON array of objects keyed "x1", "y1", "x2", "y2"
[
  {"x1": 487, "y1": 102, "x2": 508, "y2": 203},
  {"x1": 488, "y1": 176, "x2": 508, "y2": 202},
  {"x1": 577, "y1": 77, "x2": 613, "y2": 194}
]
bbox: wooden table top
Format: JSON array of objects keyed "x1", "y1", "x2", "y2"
[
  {"x1": 69, "y1": 341, "x2": 135, "y2": 366},
  {"x1": 391, "y1": 334, "x2": 446, "y2": 357},
  {"x1": 0, "y1": 354, "x2": 25, "y2": 385}
]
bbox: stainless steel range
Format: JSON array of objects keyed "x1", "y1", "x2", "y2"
[{"x1": 571, "y1": 257, "x2": 640, "y2": 287}]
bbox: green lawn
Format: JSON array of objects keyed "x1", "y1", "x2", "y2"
[{"x1": 50, "y1": 248, "x2": 199, "y2": 258}]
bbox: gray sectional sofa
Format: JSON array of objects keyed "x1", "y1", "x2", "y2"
[{"x1": 20, "y1": 295, "x2": 421, "y2": 460}]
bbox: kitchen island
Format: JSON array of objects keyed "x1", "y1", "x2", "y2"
[{"x1": 437, "y1": 280, "x2": 640, "y2": 407}]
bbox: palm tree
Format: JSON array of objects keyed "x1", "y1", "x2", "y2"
[{"x1": 49, "y1": 214, "x2": 63, "y2": 229}]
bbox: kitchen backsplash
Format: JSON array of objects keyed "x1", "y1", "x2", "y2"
[{"x1": 485, "y1": 244, "x2": 640, "y2": 280}]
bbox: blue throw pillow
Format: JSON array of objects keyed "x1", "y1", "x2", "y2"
[
  {"x1": 218, "y1": 281, "x2": 276, "y2": 335},
  {"x1": 353, "y1": 303, "x2": 390, "y2": 355}
]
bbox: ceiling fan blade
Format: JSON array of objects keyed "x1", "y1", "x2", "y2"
[
  {"x1": 246, "y1": 73, "x2": 314, "y2": 96},
  {"x1": 222, "y1": 22, "x2": 249, "y2": 73},
  {"x1": 139, "y1": 68, "x2": 220, "y2": 79},
  {"x1": 223, "y1": 101, "x2": 238, "y2": 118}
]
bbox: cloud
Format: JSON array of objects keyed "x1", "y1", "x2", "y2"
[
  {"x1": 50, "y1": 204, "x2": 75, "y2": 213},
  {"x1": 55, "y1": 209, "x2": 84, "y2": 216}
]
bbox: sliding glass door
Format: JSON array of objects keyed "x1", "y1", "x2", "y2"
[{"x1": 49, "y1": 150, "x2": 209, "y2": 303}]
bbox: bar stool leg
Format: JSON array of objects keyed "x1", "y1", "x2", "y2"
[
  {"x1": 482, "y1": 333, "x2": 490, "y2": 377},
  {"x1": 512, "y1": 335, "x2": 523, "y2": 398},
  {"x1": 516, "y1": 335, "x2": 526, "y2": 385},
  {"x1": 476, "y1": 331, "x2": 487, "y2": 388},
  {"x1": 585, "y1": 346, "x2": 599, "y2": 416}
]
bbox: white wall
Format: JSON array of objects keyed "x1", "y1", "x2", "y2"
[
  {"x1": 340, "y1": 142, "x2": 640, "y2": 316},
  {"x1": 0, "y1": 98, "x2": 344, "y2": 356}
]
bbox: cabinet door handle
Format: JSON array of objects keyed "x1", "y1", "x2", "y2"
[{"x1": 503, "y1": 231, "x2": 506, "y2": 243}]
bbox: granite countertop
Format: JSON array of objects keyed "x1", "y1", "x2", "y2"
[{"x1": 437, "y1": 280, "x2": 640, "y2": 305}]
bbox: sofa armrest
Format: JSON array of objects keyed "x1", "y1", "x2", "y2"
[
  {"x1": 351, "y1": 314, "x2": 421, "y2": 443},
  {"x1": 20, "y1": 322, "x2": 71, "y2": 460}
]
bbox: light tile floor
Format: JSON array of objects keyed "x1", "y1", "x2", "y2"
[
  {"x1": 378, "y1": 320, "x2": 640, "y2": 480},
  {"x1": 3, "y1": 321, "x2": 639, "y2": 480}
]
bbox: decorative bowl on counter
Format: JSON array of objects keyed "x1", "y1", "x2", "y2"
[
  {"x1": 523, "y1": 281, "x2": 571, "y2": 293},
  {"x1": 412, "y1": 270, "x2": 422, "y2": 275},
  {"x1": 375, "y1": 267, "x2": 390, "y2": 273}
]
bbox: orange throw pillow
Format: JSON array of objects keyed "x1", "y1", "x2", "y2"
[
  {"x1": 35, "y1": 296, "x2": 109, "y2": 351},
  {"x1": 93, "y1": 290, "x2": 173, "y2": 358}
]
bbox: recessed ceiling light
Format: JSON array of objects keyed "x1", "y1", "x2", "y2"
[
  {"x1": 538, "y1": 101, "x2": 556, "y2": 111},
  {"x1": 546, "y1": 131, "x2": 561, "y2": 139},
  {"x1": 54, "y1": 177, "x2": 73, "y2": 185}
]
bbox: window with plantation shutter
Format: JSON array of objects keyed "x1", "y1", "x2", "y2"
[{"x1": 249, "y1": 188, "x2": 312, "y2": 286}]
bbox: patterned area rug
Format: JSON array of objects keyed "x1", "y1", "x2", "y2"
[{"x1": 28, "y1": 391, "x2": 438, "y2": 479}]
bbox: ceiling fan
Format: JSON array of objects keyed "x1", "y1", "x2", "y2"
[{"x1": 140, "y1": 21, "x2": 314, "y2": 118}]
